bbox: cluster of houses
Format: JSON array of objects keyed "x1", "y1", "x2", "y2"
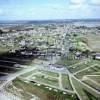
[
  {"x1": 74, "y1": 51, "x2": 100, "y2": 60},
  {"x1": 12, "y1": 46, "x2": 63, "y2": 58},
  {"x1": 92, "y1": 53, "x2": 100, "y2": 60}
]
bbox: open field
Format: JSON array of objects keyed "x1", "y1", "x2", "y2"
[
  {"x1": 17, "y1": 57, "x2": 100, "y2": 100},
  {"x1": 75, "y1": 65, "x2": 100, "y2": 79},
  {"x1": 71, "y1": 77, "x2": 90, "y2": 100},
  {"x1": 72, "y1": 41, "x2": 91, "y2": 51},
  {"x1": 38, "y1": 70, "x2": 59, "y2": 77},
  {"x1": 68, "y1": 60, "x2": 95, "y2": 73},
  {"x1": 83, "y1": 34, "x2": 100, "y2": 52},
  {"x1": 14, "y1": 58, "x2": 100, "y2": 100},
  {"x1": 0, "y1": 47, "x2": 10, "y2": 54},
  {"x1": 82, "y1": 77, "x2": 100, "y2": 91},
  {"x1": 20, "y1": 69, "x2": 38, "y2": 77},
  {"x1": 62, "y1": 74, "x2": 73, "y2": 90},
  {"x1": 87, "y1": 75, "x2": 100, "y2": 83},
  {"x1": 56, "y1": 53, "x2": 81, "y2": 67},
  {"x1": 1, "y1": 53, "x2": 100, "y2": 100},
  {"x1": 31, "y1": 74, "x2": 59, "y2": 87},
  {"x1": 5, "y1": 78, "x2": 78, "y2": 100}
]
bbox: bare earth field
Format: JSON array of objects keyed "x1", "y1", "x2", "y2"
[{"x1": 84, "y1": 34, "x2": 100, "y2": 52}]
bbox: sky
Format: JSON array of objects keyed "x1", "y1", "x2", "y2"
[{"x1": 0, "y1": 0, "x2": 100, "y2": 20}]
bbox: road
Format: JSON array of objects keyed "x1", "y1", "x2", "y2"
[
  {"x1": 0, "y1": 56, "x2": 100, "y2": 100},
  {"x1": 21, "y1": 77, "x2": 75, "y2": 94},
  {"x1": 39, "y1": 61, "x2": 100, "y2": 100},
  {"x1": 73, "y1": 64, "x2": 98, "y2": 75},
  {"x1": 68, "y1": 58, "x2": 90, "y2": 68},
  {"x1": 0, "y1": 55, "x2": 60, "y2": 90},
  {"x1": 82, "y1": 76, "x2": 100, "y2": 86},
  {"x1": 59, "y1": 72, "x2": 63, "y2": 89},
  {"x1": 0, "y1": 65, "x2": 37, "y2": 90}
]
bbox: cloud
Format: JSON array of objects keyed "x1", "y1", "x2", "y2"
[
  {"x1": 70, "y1": 0, "x2": 86, "y2": 5},
  {"x1": 90, "y1": 0, "x2": 100, "y2": 5},
  {"x1": 0, "y1": 0, "x2": 100, "y2": 20}
]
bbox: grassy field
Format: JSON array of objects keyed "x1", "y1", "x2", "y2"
[
  {"x1": 72, "y1": 76, "x2": 100, "y2": 99},
  {"x1": 83, "y1": 34, "x2": 100, "y2": 52},
  {"x1": 39, "y1": 70, "x2": 59, "y2": 77},
  {"x1": 21, "y1": 69, "x2": 59, "y2": 81},
  {"x1": 0, "y1": 47, "x2": 10, "y2": 54},
  {"x1": 72, "y1": 41, "x2": 91, "y2": 51},
  {"x1": 20, "y1": 69, "x2": 59, "y2": 88},
  {"x1": 62, "y1": 74, "x2": 73, "y2": 90},
  {"x1": 82, "y1": 79, "x2": 100, "y2": 91},
  {"x1": 75, "y1": 69, "x2": 94, "y2": 79},
  {"x1": 20, "y1": 69, "x2": 37, "y2": 78},
  {"x1": 68, "y1": 60, "x2": 95, "y2": 73},
  {"x1": 86, "y1": 76, "x2": 100, "y2": 83},
  {"x1": 56, "y1": 54, "x2": 80, "y2": 67},
  {"x1": 75, "y1": 65, "x2": 100, "y2": 79},
  {"x1": 6, "y1": 78, "x2": 77, "y2": 100},
  {"x1": 32, "y1": 74, "x2": 59, "y2": 87},
  {"x1": 71, "y1": 77, "x2": 90, "y2": 100}
]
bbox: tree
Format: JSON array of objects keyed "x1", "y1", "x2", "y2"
[
  {"x1": 82, "y1": 49, "x2": 90, "y2": 57},
  {"x1": 0, "y1": 29, "x2": 3, "y2": 34},
  {"x1": 73, "y1": 33, "x2": 77, "y2": 37}
]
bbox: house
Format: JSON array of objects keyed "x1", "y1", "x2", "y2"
[
  {"x1": 92, "y1": 53, "x2": 100, "y2": 60},
  {"x1": 48, "y1": 64, "x2": 64, "y2": 71},
  {"x1": 75, "y1": 52, "x2": 82, "y2": 59}
]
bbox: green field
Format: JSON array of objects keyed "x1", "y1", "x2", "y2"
[
  {"x1": 56, "y1": 55, "x2": 80, "y2": 67},
  {"x1": 85, "y1": 76, "x2": 100, "y2": 84},
  {"x1": 68, "y1": 60, "x2": 95, "y2": 73},
  {"x1": 6, "y1": 78, "x2": 78, "y2": 100},
  {"x1": 20, "y1": 69, "x2": 37, "y2": 78},
  {"x1": 39, "y1": 70, "x2": 59, "y2": 77},
  {"x1": 82, "y1": 78, "x2": 100, "y2": 91},
  {"x1": 75, "y1": 65, "x2": 100, "y2": 79},
  {"x1": 31, "y1": 74, "x2": 59, "y2": 87},
  {"x1": 62, "y1": 74, "x2": 73, "y2": 90},
  {"x1": 71, "y1": 77, "x2": 90, "y2": 100}
]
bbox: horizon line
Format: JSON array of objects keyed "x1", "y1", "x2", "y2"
[{"x1": 0, "y1": 18, "x2": 100, "y2": 21}]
